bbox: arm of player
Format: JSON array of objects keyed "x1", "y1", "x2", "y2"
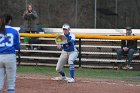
[
  {"x1": 14, "y1": 31, "x2": 20, "y2": 50},
  {"x1": 66, "y1": 34, "x2": 76, "y2": 46},
  {"x1": 67, "y1": 40, "x2": 75, "y2": 46},
  {"x1": 56, "y1": 44, "x2": 62, "y2": 49}
]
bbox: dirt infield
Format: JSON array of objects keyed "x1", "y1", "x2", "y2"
[{"x1": 3, "y1": 74, "x2": 140, "y2": 93}]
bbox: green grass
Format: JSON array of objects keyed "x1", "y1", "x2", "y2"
[{"x1": 17, "y1": 66, "x2": 140, "y2": 82}]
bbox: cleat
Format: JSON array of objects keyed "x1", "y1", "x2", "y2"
[
  {"x1": 122, "y1": 65, "x2": 133, "y2": 70},
  {"x1": 51, "y1": 76, "x2": 66, "y2": 80},
  {"x1": 67, "y1": 78, "x2": 75, "y2": 83},
  {"x1": 122, "y1": 66, "x2": 128, "y2": 70},
  {"x1": 127, "y1": 66, "x2": 133, "y2": 70}
]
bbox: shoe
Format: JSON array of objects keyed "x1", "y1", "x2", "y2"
[
  {"x1": 122, "y1": 66, "x2": 128, "y2": 70},
  {"x1": 67, "y1": 78, "x2": 75, "y2": 83},
  {"x1": 51, "y1": 76, "x2": 66, "y2": 80},
  {"x1": 127, "y1": 66, "x2": 133, "y2": 69},
  {"x1": 122, "y1": 66, "x2": 133, "y2": 70}
]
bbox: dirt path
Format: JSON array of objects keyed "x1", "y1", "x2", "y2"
[{"x1": 3, "y1": 74, "x2": 140, "y2": 93}]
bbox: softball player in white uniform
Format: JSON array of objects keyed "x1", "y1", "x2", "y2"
[
  {"x1": 56, "y1": 24, "x2": 78, "y2": 83},
  {"x1": 0, "y1": 15, "x2": 20, "y2": 93}
]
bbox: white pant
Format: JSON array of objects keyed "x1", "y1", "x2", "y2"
[
  {"x1": 0, "y1": 54, "x2": 16, "y2": 91},
  {"x1": 56, "y1": 48, "x2": 78, "y2": 72}
]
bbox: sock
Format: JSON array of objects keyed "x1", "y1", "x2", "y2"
[
  {"x1": 59, "y1": 71, "x2": 65, "y2": 77},
  {"x1": 69, "y1": 64, "x2": 74, "y2": 79},
  {"x1": 8, "y1": 89, "x2": 15, "y2": 93}
]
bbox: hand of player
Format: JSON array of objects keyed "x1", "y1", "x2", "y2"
[
  {"x1": 25, "y1": 11, "x2": 28, "y2": 14},
  {"x1": 26, "y1": 11, "x2": 32, "y2": 14},
  {"x1": 57, "y1": 44, "x2": 62, "y2": 49},
  {"x1": 123, "y1": 47, "x2": 129, "y2": 51}
]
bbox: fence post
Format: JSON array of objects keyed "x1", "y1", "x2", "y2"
[
  {"x1": 78, "y1": 38, "x2": 81, "y2": 67},
  {"x1": 17, "y1": 49, "x2": 21, "y2": 66}
]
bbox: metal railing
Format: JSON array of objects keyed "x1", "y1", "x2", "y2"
[{"x1": 17, "y1": 37, "x2": 140, "y2": 68}]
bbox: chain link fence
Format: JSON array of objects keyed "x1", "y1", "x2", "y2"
[{"x1": 1, "y1": 0, "x2": 140, "y2": 28}]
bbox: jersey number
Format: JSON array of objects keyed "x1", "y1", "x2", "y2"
[{"x1": 0, "y1": 34, "x2": 14, "y2": 47}]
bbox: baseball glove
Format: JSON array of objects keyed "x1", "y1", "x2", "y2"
[{"x1": 55, "y1": 35, "x2": 68, "y2": 44}]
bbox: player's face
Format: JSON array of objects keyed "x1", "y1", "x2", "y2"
[{"x1": 63, "y1": 28, "x2": 69, "y2": 35}]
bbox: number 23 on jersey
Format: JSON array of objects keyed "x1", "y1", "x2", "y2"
[{"x1": 0, "y1": 33, "x2": 14, "y2": 47}]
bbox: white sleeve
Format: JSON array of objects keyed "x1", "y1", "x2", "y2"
[{"x1": 70, "y1": 33, "x2": 76, "y2": 40}]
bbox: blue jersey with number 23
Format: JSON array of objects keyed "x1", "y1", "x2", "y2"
[{"x1": 0, "y1": 25, "x2": 20, "y2": 54}]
